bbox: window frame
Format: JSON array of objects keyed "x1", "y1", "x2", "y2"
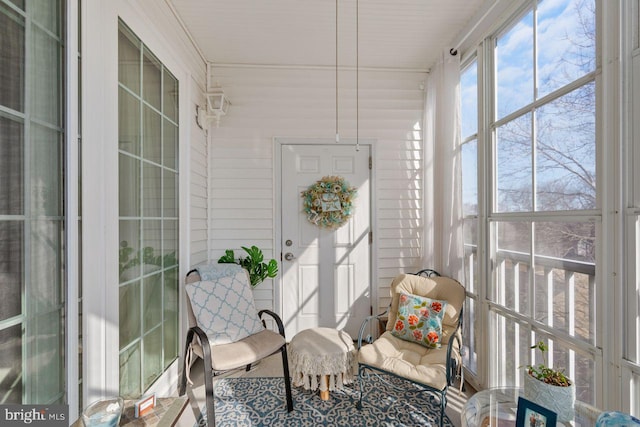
[
  {"x1": 460, "y1": 56, "x2": 481, "y2": 381},
  {"x1": 117, "y1": 20, "x2": 180, "y2": 398},
  {"x1": 470, "y1": 0, "x2": 604, "y2": 406}
]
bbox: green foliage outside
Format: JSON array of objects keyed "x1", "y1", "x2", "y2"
[{"x1": 119, "y1": 242, "x2": 178, "y2": 277}]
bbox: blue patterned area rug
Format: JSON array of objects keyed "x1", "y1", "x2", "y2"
[{"x1": 198, "y1": 374, "x2": 454, "y2": 426}]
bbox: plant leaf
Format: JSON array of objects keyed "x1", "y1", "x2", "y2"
[{"x1": 218, "y1": 249, "x2": 237, "y2": 264}]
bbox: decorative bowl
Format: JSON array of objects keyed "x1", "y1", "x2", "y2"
[{"x1": 80, "y1": 397, "x2": 124, "y2": 427}]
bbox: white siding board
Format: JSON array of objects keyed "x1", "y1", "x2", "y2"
[
  {"x1": 210, "y1": 219, "x2": 272, "y2": 229},
  {"x1": 212, "y1": 229, "x2": 273, "y2": 240},
  {"x1": 211, "y1": 209, "x2": 273, "y2": 220},
  {"x1": 379, "y1": 238, "x2": 421, "y2": 249},
  {"x1": 377, "y1": 228, "x2": 421, "y2": 239},
  {"x1": 213, "y1": 179, "x2": 273, "y2": 190},
  {"x1": 210, "y1": 239, "x2": 275, "y2": 252},
  {"x1": 211, "y1": 189, "x2": 273, "y2": 200},
  {"x1": 378, "y1": 210, "x2": 421, "y2": 220}
]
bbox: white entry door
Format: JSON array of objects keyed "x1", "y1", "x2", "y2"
[{"x1": 281, "y1": 144, "x2": 371, "y2": 339}]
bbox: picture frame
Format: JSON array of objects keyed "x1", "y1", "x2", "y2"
[{"x1": 516, "y1": 397, "x2": 558, "y2": 427}]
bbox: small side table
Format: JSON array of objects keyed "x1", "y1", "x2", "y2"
[
  {"x1": 461, "y1": 387, "x2": 601, "y2": 427},
  {"x1": 288, "y1": 327, "x2": 357, "y2": 400}
]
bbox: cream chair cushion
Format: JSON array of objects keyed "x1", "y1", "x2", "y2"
[{"x1": 191, "y1": 329, "x2": 286, "y2": 371}]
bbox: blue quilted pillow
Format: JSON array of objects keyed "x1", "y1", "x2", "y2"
[{"x1": 185, "y1": 264, "x2": 264, "y2": 345}]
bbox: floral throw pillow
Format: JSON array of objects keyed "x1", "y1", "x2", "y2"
[{"x1": 391, "y1": 291, "x2": 447, "y2": 349}]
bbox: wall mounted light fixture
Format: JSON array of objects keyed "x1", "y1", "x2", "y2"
[{"x1": 196, "y1": 88, "x2": 231, "y2": 129}]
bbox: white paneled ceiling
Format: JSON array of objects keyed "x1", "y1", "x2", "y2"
[{"x1": 168, "y1": 0, "x2": 488, "y2": 71}]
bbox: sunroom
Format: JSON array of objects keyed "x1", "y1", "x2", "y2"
[{"x1": 1, "y1": 0, "x2": 639, "y2": 425}]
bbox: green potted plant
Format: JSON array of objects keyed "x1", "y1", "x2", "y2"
[
  {"x1": 523, "y1": 341, "x2": 575, "y2": 422},
  {"x1": 218, "y1": 245, "x2": 278, "y2": 287}
]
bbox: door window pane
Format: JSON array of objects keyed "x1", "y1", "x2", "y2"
[
  {"x1": 461, "y1": 61, "x2": 478, "y2": 138},
  {"x1": 537, "y1": 0, "x2": 596, "y2": 98},
  {"x1": 119, "y1": 281, "x2": 141, "y2": 349},
  {"x1": 0, "y1": 222, "x2": 23, "y2": 320},
  {"x1": 119, "y1": 153, "x2": 140, "y2": 217},
  {"x1": 0, "y1": 116, "x2": 24, "y2": 215},
  {"x1": 163, "y1": 267, "x2": 178, "y2": 369},
  {"x1": 142, "y1": 48, "x2": 161, "y2": 110},
  {"x1": 143, "y1": 274, "x2": 162, "y2": 333},
  {"x1": 536, "y1": 83, "x2": 596, "y2": 211},
  {"x1": 163, "y1": 119, "x2": 177, "y2": 169},
  {"x1": 0, "y1": 9, "x2": 25, "y2": 111},
  {"x1": 491, "y1": 312, "x2": 530, "y2": 387},
  {"x1": 163, "y1": 73, "x2": 178, "y2": 123},
  {"x1": 496, "y1": 10, "x2": 534, "y2": 119},
  {"x1": 463, "y1": 218, "x2": 477, "y2": 294},
  {"x1": 142, "y1": 219, "x2": 162, "y2": 274},
  {"x1": 142, "y1": 163, "x2": 162, "y2": 217},
  {"x1": 31, "y1": 125, "x2": 62, "y2": 215},
  {"x1": 143, "y1": 105, "x2": 161, "y2": 164},
  {"x1": 0, "y1": 325, "x2": 23, "y2": 403},
  {"x1": 119, "y1": 343, "x2": 141, "y2": 398},
  {"x1": 143, "y1": 328, "x2": 162, "y2": 389},
  {"x1": 119, "y1": 88, "x2": 141, "y2": 155},
  {"x1": 28, "y1": 221, "x2": 63, "y2": 312},
  {"x1": 119, "y1": 219, "x2": 141, "y2": 282},
  {"x1": 494, "y1": 221, "x2": 531, "y2": 314},
  {"x1": 31, "y1": 25, "x2": 61, "y2": 124},
  {"x1": 462, "y1": 139, "x2": 477, "y2": 216},
  {"x1": 533, "y1": 221, "x2": 595, "y2": 343},
  {"x1": 118, "y1": 27, "x2": 140, "y2": 94},
  {"x1": 496, "y1": 113, "x2": 532, "y2": 212}
]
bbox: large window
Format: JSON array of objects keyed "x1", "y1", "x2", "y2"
[
  {"x1": 117, "y1": 22, "x2": 179, "y2": 398},
  {"x1": 460, "y1": 59, "x2": 479, "y2": 376},
  {"x1": 487, "y1": 0, "x2": 598, "y2": 405},
  {"x1": 461, "y1": 0, "x2": 602, "y2": 404},
  {"x1": 0, "y1": 0, "x2": 66, "y2": 404}
]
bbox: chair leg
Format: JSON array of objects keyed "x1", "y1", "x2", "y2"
[
  {"x1": 200, "y1": 339, "x2": 216, "y2": 426},
  {"x1": 439, "y1": 392, "x2": 447, "y2": 427},
  {"x1": 356, "y1": 365, "x2": 364, "y2": 410},
  {"x1": 280, "y1": 345, "x2": 294, "y2": 412}
]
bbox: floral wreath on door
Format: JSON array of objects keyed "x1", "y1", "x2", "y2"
[{"x1": 301, "y1": 176, "x2": 357, "y2": 229}]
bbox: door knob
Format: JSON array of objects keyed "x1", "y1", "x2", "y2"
[{"x1": 284, "y1": 252, "x2": 296, "y2": 261}]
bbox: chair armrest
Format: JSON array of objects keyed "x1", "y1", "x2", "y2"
[
  {"x1": 445, "y1": 305, "x2": 463, "y2": 385},
  {"x1": 258, "y1": 309, "x2": 286, "y2": 338},
  {"x1": 357, "y1": 309, "x2": 389, "y2": 350},
  {"x1": 189, "y1": 325, "x2": 211, "y2": 350}
]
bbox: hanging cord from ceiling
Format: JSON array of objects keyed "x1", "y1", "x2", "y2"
[
  {"x1": 355, "y1": 0, "x2": 360, "y2": 152},
  {"x1": 335, "y1": 0, "x2": 339, "y2": 143}
]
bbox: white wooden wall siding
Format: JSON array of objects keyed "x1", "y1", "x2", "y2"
[
  {"x1": 189, "y1": 76, "x2": 209, "y2": 266},
  {"x1": 207, "y1": 65, "x2": 426, "y2": 314}
]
